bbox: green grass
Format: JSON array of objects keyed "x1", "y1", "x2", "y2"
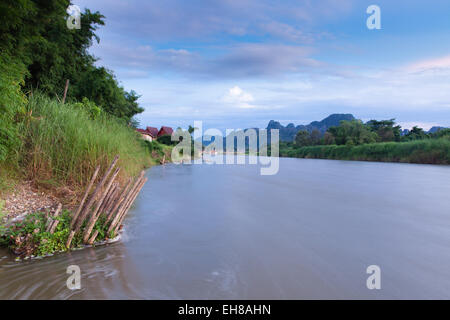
[
  {"x1": 281, "y1": 138, "x2": 450, "y2": 164},
  {"x1": 143, "y1": 140, "x2": 173, "y2": 165},
  {"x1": 15, "y1": 93, "x2": 152, "y2": 194}
]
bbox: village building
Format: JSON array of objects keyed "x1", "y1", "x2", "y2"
[
  {"x1": 136, "y1": 126, "x2": 158, "y2": 142},
  {"x1": 158, "y1": 126, "x2": 174, "y2": 137},
  {"x1": 136, "y1": 126, "x2": 174, "y2": 141}
]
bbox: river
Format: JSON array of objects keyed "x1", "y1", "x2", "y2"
[{"x1": 1, "y1": 158, "x2": 450, "y2": 299}]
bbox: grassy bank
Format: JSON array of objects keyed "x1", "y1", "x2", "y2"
[
  {"x1": 280, "y1": 138, "x2": 450, "y2": 164},
  {"x1": 0, "y1": 93, "x2": 163, "y2": 200},
  {"x1": 0, "y1": 92, "x2": 177, "y2": 256}
]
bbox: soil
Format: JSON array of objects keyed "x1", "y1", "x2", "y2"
[{"x1": 2, "y1": 181, "x2": 60, "y2": 222}]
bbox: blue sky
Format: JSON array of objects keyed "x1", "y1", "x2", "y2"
[{"x1": 75, "y1": 0, "x2": 450, "y2": 131}]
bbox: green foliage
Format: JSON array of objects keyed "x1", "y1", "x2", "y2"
[
  {"x1": 403, "y1": 126, "x2": 429, "y2": 141},
  {"x1": 366, "y1": 119, "x2": 402, "y2": 142},
  {"x1": 157, "y1": 134, "x2": 178, "y2": 146},
  {"x1": 19, "y1": 93, "x2": 151, "y2": 191},
  {"x1": 0, "y1": 0, "x2": 143, "y2": 122},
  {"x1": 0, "y1": 53, "x2": 28, "y2": 162},
  {"x1": 432, "y1": 128, "x2": 450, "y2": 139},
  {"x1": 0, "y1": 209, "x2": 113, "y2": 257},
  {"x1": 281, "y1": 138, "x2": 450, "y2": 165},
  {"x1": 328, "y1": 120, "x2": 378, "y2": 146},
  {"x1": 294, "y1": 129, "x2": 321, "y2": 147},
  {"x1": 295, "y1": 130, "x2": 311, "y2": 147},
  {"x1": 73, "y1": 97, "x2": 102, "y2": 119}
]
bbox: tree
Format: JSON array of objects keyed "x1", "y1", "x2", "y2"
[
  {"x1": 327, "y1": 120, "x2": 378, "y2": 146},
  {"x1": 295, "y1": 130, "x2": 311, "y2": 147},
  {"x1": 0, "y1": 0, "x2": 144, "y2": 122},
  {"x1": 323, "y1": 132, "x2": 336, "y2": 145},
  {"x1": 366, "y1": 119, "x2": 401, "y2": 142},
  {"x1": 404, "y1": 126, "x2": 428, "y2": 141},
  {"x1": 310, "y1": 129, "x2": 321, "y2": 145}
]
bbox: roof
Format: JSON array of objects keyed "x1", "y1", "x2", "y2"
[
  {"x1": 136, "y1": 127, "x2": 159, "y2": 138},
  {"x1": 158, "y1": 126, "x2": 174, "y2": 136},
  {"x1": 146, "y1": 127, "x2": 159, "y2": 138},
  {"x1": 136, "y1": 128, "x2": 148, "y2": 134}
]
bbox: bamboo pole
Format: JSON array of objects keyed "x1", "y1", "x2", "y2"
[
  {"x1": 49, "y1": 204, "x2": 63, "y2": 234},
  {"x1": 104, "y1": 184, "x2": 119, "y2": 216},
  {"x1": 66, "y1": 230, "x2": 75, "y2": 249},
  {"x1": 88, "y1": 230, "x2": 99, "y2": 245},
  {"x1": 114, "y1": 178, "x2": 147, "y2": 234},
  {"x1": 98, "y1": 182, "x2": 117, "y2": 217},
  {"x1": 105, "y1": 177, "x2": 133, "y2": 224},
  {"x1": 73, "y1": 155, "x2": 119, "y2": 233},
  {"x1": 107, "y1": 172, "x2": 144, "y2": 234},
  {"x1": 83, "y1": 167, "x2": 121, "y2": 243},
  {"x1": 46, "y1": 203, "x2": 62, "y2": 232},
  {"x1": 70, "y1": 165, "x2": 101, "y2": 229},
  {"x1": 107, "y1": 179, "x2": 140, "y2": 234}
]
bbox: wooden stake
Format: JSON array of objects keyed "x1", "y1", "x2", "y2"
[
  {"x1": 114, "y1": 178, "x2": 147, "y2": 233},
  {"x1": 71, "y1": 165, "x2": 101, "y2": 229},
  {"x1": 88, "y1": 230, "x2": 99, "y2": 245},
  {"x1": 83, "y1": 167, "x2": 121, "y2": 243},
  {"x1": 106, "y1": 178, "x2": 133, "y2": 223},
  {"x1": 46, "y1": 203, "x2": 62, "y2": 233},
  {"x1": 48, "y1": 204, "x2": 63, "y2": 234},
  {"x1": 108, "y1": 172, "x2": 144, "y2": 233},
  {"x1": 105, "y1": 185, "x2": 118, "y2": 211},
  {"x1": 74, "y1": 155, "x2": 119, "y2": 233},
  {"x1": 66, "y1": 230, "x2": 76, "y2": 249},
  {"x1": 62, "y1": 79, "x2": 70, "y2": 104},
  {"x1": 98, "y1": 182, "x2": 117, "y2": 216}
]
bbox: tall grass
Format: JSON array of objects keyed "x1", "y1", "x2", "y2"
[
  {"x1": 17, "y1": 93, "x2": 151, "y2": 195},
  {"x1": 283, "y1": 138, "x2": 450, "y2": 164}
]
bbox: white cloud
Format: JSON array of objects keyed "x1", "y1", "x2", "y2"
[
  {"x1": 223, "y1": 86, "x2": 256, "y2": 109},
  {"x1": 406, "y1": 55, "x2": 450, "y2": 73}
]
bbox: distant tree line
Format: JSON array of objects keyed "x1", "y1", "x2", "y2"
[{"x1": 294, "y1": 119, "x2": 450, "y2": 147}]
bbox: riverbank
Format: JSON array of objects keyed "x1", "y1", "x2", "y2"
[
  {"x1": 279, "y1": 138, "x2": 450, "y2": 165},
  {"x1": 0, "y1": 93, "x2": 173, "y2": 258}
]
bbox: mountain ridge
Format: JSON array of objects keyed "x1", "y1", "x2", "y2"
[{"x1": 267, "y1": 114, "x2": 356, "y2": 142}]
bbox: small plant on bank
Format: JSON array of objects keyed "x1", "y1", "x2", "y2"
[{"x1": 0, "y1": 209, "x2": 113, "y2": 258}]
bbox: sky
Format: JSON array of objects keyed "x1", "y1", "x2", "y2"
[{"x1": 75, "y1": 0, "x2": 450, "y2": 131}]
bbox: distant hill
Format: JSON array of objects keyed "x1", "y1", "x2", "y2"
[
  {"x1": 428, "y1": 126, "x2": 448, "y2": 134},
  {"x1": 267, "y1": 114, "x2": 355, "y2": 142}
]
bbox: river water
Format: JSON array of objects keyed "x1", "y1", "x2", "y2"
[{"x1": 1, "y1": 158, "x2": 450, "y2": 299}]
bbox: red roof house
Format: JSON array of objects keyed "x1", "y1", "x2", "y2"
[
  {"x1": 146, "y1": 127, "x2": 159, "y2": 138},
  {"x1": 137, "y1": 126, "x2": 159, "y2": 142},
  {"x1": 158, "y1": 126, "x2": 174, "y2": 137}
]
